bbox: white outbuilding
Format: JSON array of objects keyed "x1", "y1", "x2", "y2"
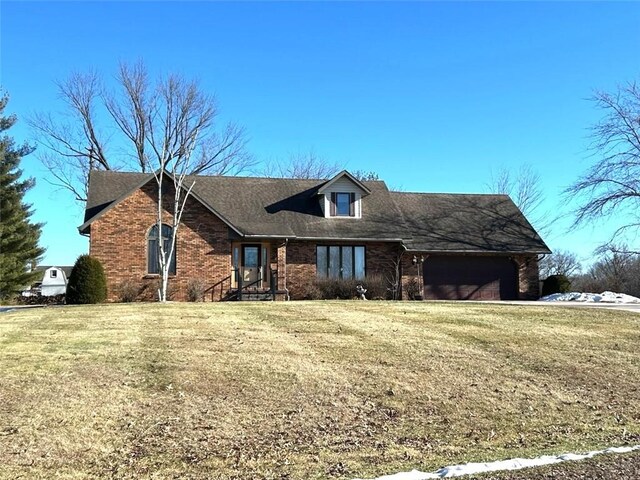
[{"x1": 41, "y1": 266, "x2": 69, "y2": 296}]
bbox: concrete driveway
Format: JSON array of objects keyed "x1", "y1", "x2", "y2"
[
  {"x1": 494, "y1": 300, "x2": 640, "y2": 314},
  {"x1": 0, "y1": 305, "x2": 45, "y2": 314}
]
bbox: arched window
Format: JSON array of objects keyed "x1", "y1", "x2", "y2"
[{"x1": 148, "y1": 224, "x2": 176, "y2": 275}]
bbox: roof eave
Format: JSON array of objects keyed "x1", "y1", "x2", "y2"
[
  {"x1": 241, "y1": 234, "x2": 405, "y2": 242},
  {"x1": 402, "y1": 247, "x2": 552, "y2": 255},
  {"x1": 79, "y1": 171, "x2": 156, "y2": 233},
  {"x1": 317, "y1": 170, "x2": 372, "y2": 196},
  {"x1": 79, "y1": 170, "x2": 245, "y2": 237}
]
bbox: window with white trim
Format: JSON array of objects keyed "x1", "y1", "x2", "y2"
[{"x1": 316, "y1": 246, "x2": 365, "y2": 279}]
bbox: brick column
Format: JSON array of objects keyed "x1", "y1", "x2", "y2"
[
  {"x1": 514, "y1": 254, "x2": 540, "y2": 300},
  {"x1": 276, "y1": 242, "x2": 287, "y2": 293}
]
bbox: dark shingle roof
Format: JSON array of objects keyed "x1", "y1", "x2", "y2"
[
  {"x1": 189, "y1": 176, "x2": 404, "y2": 239},
  {"x1": 391, "y1": 192, "x2": 550, "y2": 253},
  {"x1": 81, "y1": 171, "x2": 550, "y2": 254},
  {"x1": 84, "y1": 171, "x2": 149, "y2": 224}
]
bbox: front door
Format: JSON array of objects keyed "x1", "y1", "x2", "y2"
[{"x1": 242, "y1": 245, "x2": 261, "y2": 286}]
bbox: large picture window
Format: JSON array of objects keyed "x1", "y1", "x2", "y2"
[
  {"x1": 316, "y1": 246, "x2": 365, "y2": 279},
  {"x1": 148, "y1": 224, "x2": 176, "y2": 275}
]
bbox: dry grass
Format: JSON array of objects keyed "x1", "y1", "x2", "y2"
[{"x1": 0, "y1": 301, "x2": 639, "y2": 479}]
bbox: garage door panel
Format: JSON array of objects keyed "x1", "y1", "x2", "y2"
[{"x1": 423, "y1": 256, "x2": 517, "y2": 300}]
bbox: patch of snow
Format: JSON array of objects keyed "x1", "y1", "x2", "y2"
[
  {"x1": 540, "y1": 291, "x2": 640, "y2": 304},
  {"x1": 353, "y1": 444, "x2": 640, "y2": 480}
]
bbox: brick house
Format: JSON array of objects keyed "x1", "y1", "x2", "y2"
[{"x1": 79, "y1": 170, "x2": 550, "y2": 301}]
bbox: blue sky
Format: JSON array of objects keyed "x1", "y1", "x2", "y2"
[{"x1": 2, "y1": 1, "x2": 639, "y2": 268}]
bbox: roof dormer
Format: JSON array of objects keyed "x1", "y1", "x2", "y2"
[{"x1": 317, "y1": 170, "x2": 371, "y2": 219}]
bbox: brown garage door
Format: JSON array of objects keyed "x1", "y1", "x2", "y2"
[{"x1": 423, "y1": 256, "x2": 518, "y2": 300}]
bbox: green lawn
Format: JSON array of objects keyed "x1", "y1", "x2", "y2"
[{"x1": 1, "y1": 302, "x2": 639, "y2": 479}]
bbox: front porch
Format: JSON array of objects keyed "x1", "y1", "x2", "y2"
[
  {"x1": 228, "y1": 266, "x2": 288, "y2": 301},
  {"x1": 204, "y1": 240, "x2": 289, "y2": 301}
]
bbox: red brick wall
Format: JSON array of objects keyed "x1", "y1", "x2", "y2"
[
  {"x1": 89, "y1": 181, "x2": 233, "y2": 301},
  {"x1": 365, "y1": 242, "x2": 403, "y2": 277},
  {"x1": 285, "y1": 241, "x2": 315, "y2": 298},
  {"x1": 285, "y1": 241, "x2": 401, "y2": 299},
  {"x1": 514, "y1": 254, "x2": 541, "y2": 300}
]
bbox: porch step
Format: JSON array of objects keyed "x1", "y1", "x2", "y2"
[{"x1": 239, "y1": 292, "x2": 274, "y2": 301}]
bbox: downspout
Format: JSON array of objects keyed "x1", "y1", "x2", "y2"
[
  {"x1": 283, "y1": 238, "x2": 290, "y2": 301},
  {"x1": 398, "y1": 243, "x2": 408, "y2": 300},
  {"x1": 536, "y1": 253, "x2": 548, "y2": 299},
  {"x1": 79, "y1": 229, "x2": 91, "y2": 255}
]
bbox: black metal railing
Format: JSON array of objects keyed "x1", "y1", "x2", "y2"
[{"x1": 231, "y1": 267, "x2": 279, "y2": 301}]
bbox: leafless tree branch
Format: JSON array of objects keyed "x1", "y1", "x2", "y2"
[
  {"x1": 29, "y1": 62, "x2": 251, "y2": 203},
  {"x1": 539, "y1": 250, "x2": 581, "y2": 279},
  {"x1": 261, "y1": 150, "x2": 341, "y2": 179},
  {"x1": 487, "y1": 164, "x2": 554, "y2": 237},
  {"x1": 566, "y1": 80, "x2": 640, "y2": 250}
]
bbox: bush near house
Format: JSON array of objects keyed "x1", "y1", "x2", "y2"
[
  {"x1": 66, "y1": 255, "x2": 107, "y2": 304},
  {"x1": 17, "y1": 293, "x2": 65, "y2": 306},
  {"x1": 116, "y1": 280, "x2": 139, "y2": 303},
  {"x1": 292, "y1": 274, "x2": 389, "y2": 300},
  {"x1": 186, "y1": 278, "x2": 207, "y2": 302},
  {"x1": 404, "y1": 277, "x2": 422, "y2": 300},
  {"x1": 541, "y1": 274, "x2": 572, "y2": 297}
]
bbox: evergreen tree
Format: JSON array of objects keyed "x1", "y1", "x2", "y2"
[
  {"x1": 0, "y1": 92, "x2": 45, "y2": 301},
  {"x1": 66, "y1": 255, "x2": 107, "y2": 304}
]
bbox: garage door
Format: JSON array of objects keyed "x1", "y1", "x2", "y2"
[{"x1": 423, "y1": 256, "x2": 518, "y2": 300}]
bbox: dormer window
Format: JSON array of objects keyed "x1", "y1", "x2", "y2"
[
  {"x1": 319, "y1": 170, "x2": 371, "y2": 219},
  {"x1": 332, "y1": 192, "x2": 354, "y2": 217}
]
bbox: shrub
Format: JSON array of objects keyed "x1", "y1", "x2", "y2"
[
  {"x1": 405, "y1": 277, "x2": 422, "y2": 300},
  {"x1": 117, "y1": 280, "x2": 139, "y2": 303},
  {"x1": 66, "y1": 255, "x2": 107, "y2": 304},
  {"x1": 17, "y1": 293, "x2": 65, "y2": 306},
  {"x1": 315, "y1": 277, "x2": 358, "y2": 299},
  {"x1": 139, "y1": 279, "x2": 175, "y2": 302},
  {"x1": 288, "y1": 282, "x2": 322, "y2": 300},
  {"x1": 310, "y1": 275, "x2": 389, "y2": 300},
  {"x1": 541, "y1": 274, "x2": 572, "y2": 297},
  {"x1": 289, "y1": 276, "x2": 393, "y2": 301},
  {"x1": 359, "y1": 274, "x2": 388, "y2": 300},
  {"x1": 187, "y1": 278, "x2": 207, "y2": 302}
]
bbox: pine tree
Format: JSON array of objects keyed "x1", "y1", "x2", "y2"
[{"x1": 0, "y1": 92, "x2": 45, "y2": 301}]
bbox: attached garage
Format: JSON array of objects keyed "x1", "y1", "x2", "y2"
[{"x1": 423, "y1": 255, "x2": 518, "y2": 300}]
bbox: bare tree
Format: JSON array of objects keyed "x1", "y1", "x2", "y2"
[
  {"x1": 262, "y1": 150, "x2": 341, "y2": 179},
  {"x1": 146, "y1": 73, "x2": 256, "y2": 302},
  {"x1": 384, "y1": 248, "x2": 406, "y2": 300},
  {"x1": 29, "y1": 70, "x2": 109, "y2": 201},
  {"x1": 539, "y1": 250, "x2": 581, "y2": 280},
  {"x1": 572, "y1": 244, "x2": 637, "y2": 295},
  {"x1": 351, "y1": 170, "x2": 380, "y2": 182},
  {"x1": 143, "y1": 74, "x2": 207, "y2": 301},
  {"x1": 29, "y1": 61, "x2": 253, "y2": 202},
  {"x1": 566, "y1": 80, "x2": 640, "y2": 253},
  {"x1": 487, "y1": 164, "x2": 553, "y2": 236},
  {"x1": 31, "y1": 63, "x2": 252, "y2": 302}
]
